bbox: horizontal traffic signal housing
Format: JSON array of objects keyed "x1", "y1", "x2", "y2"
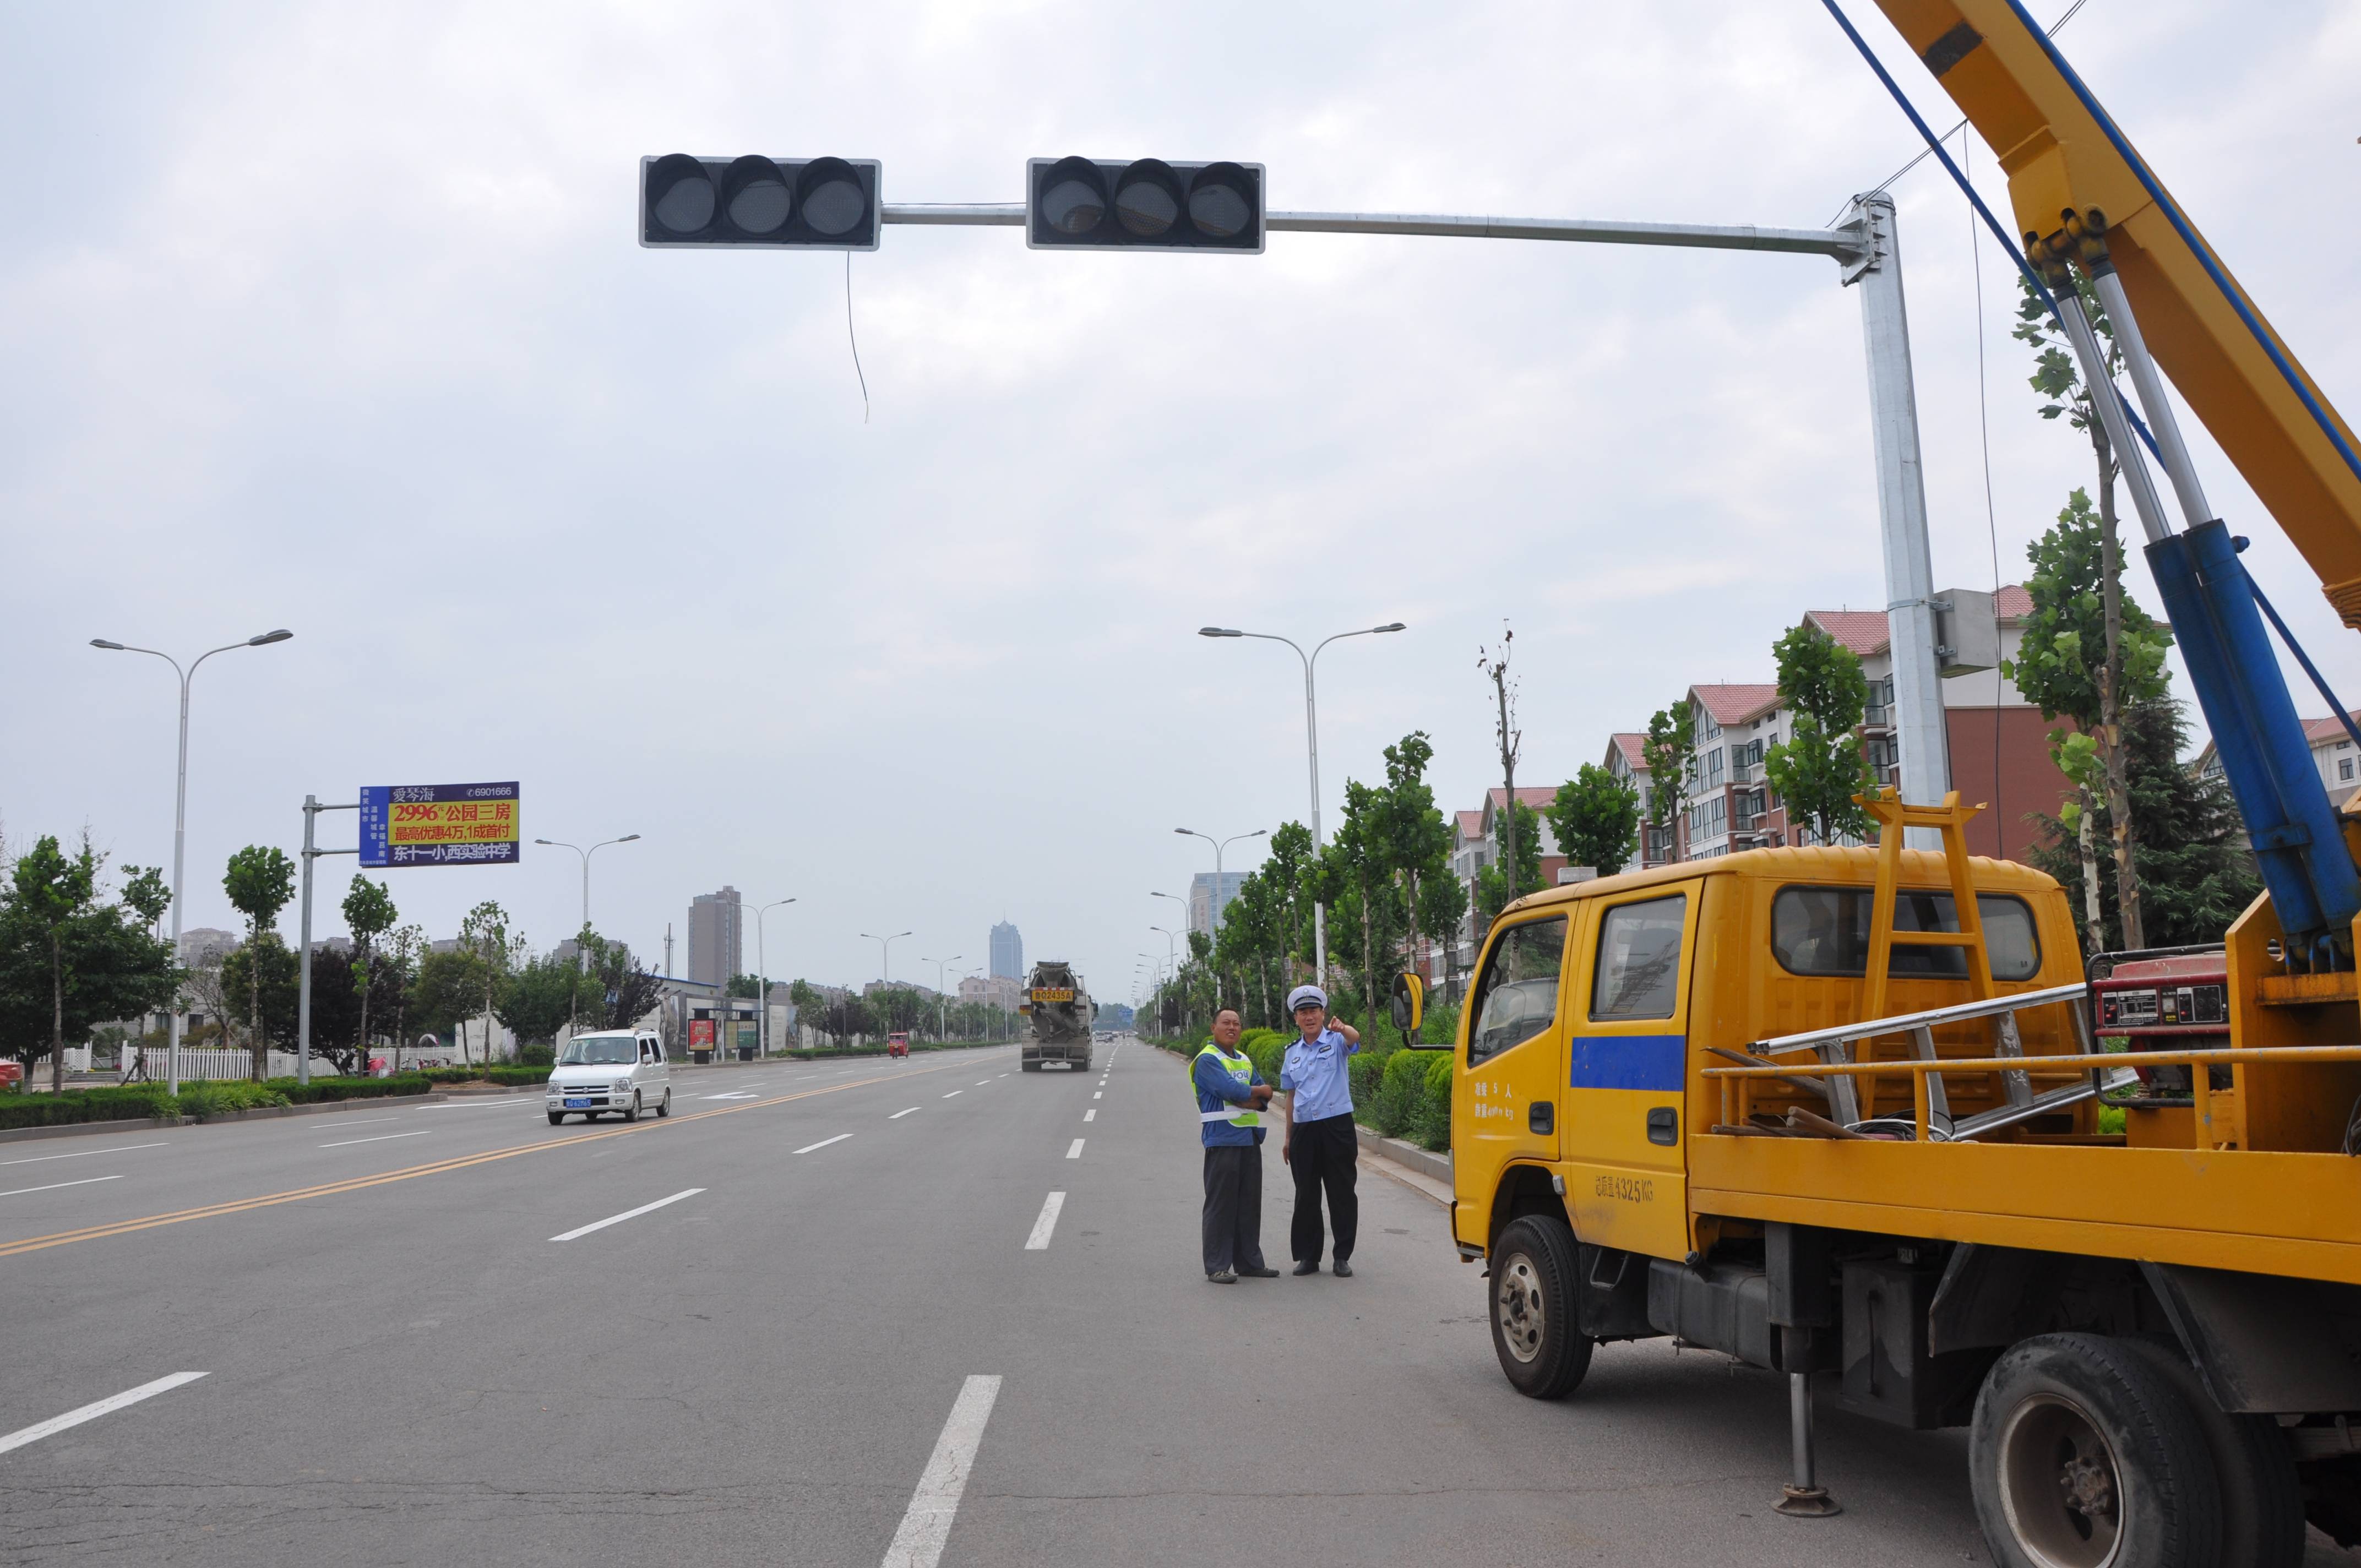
[
  {"x1": 1026, "y1": 157, "x2": 1264, "y2": 253},
  {"x1": 639, "y1": 155, "x2": 882, "y2": 249}
]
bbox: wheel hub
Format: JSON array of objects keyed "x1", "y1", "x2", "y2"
[
  {"x1": 1495, "y1": 1255, "x2": 1546, "y2": 1363},
  {"x1": 1998, "y1": 1393, "x2": 2124, "y2": 1568}
]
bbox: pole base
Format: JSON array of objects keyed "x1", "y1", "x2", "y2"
[{"x1": 1776, "y1": 1485, "x2": 1842, "y2": 1518}]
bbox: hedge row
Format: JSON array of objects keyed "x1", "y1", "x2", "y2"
[
  {"x1": 0, "y1": 1084, "x2": 181, "y2": 1129},
  {"x1": 0, "y1": 1072, "x2": 463, "y2": 1128},
  {"x1": 417, "y1": 1065, "x2": 548, "y2": 1087},
  {"x1": 1157, "y1": 1026, "x2": 1455, "y2": 1155}
]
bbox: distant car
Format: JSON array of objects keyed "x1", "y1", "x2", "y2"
[
  {"x1": 886, "y1": 1032, "x2": 910, "y2": 1059},
  {"x1": 546, "y1": 1030, "x2": 671, "y2": 1124}
]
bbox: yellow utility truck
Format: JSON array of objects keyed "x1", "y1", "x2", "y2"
[{"x1": 1393, "y1": 4, "x2": 2361, "y2": 1563}]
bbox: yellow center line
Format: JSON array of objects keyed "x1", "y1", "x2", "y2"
[{"x1": 0, "y1": 1059, "x2": 965, "y2": 1260}]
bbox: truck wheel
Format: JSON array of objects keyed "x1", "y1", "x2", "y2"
[
  {"x1": 1488, "y1": 1216, "x2": 1592, "y2": 1400},
  {"x1": 2118, "y1": 1338, "x2": 2304, "y2": 1568},
  {"x1": 1970, "y1": 1332, "x2": 2222, "y2": 1568}
]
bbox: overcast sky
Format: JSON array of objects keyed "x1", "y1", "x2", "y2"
[{"x1": 4, "y1": 1, "x2": 2355, "y2": 1009}]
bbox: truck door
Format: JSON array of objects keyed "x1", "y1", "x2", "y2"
[
  {"x1": 1561, "y1": 884, "x2": 1700, "y2": 1261},
  {"x1": 1457, "y1": 912, "x2": 1571, "y2": 1234}
]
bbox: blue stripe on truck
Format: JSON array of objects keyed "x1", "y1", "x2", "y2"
[{"x1": 1567, "y1": 1034, "x2": 1686, "y2": 1092}]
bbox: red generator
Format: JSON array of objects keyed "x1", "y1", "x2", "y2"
[{"x1": 2086, "y1": 945, "x2": 2231, "y2": 1146}]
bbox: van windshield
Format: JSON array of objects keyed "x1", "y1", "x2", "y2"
[{"x1": 562, "y1": 1038, "x2": 638, "y2": 1065}]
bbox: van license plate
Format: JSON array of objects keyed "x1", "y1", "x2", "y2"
[{"x1": 564, "y1": 1097, "x2": 591, "y2": 1108}]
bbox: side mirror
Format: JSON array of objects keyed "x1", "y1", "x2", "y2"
[{"x1": 1391, "y1": 972, "x2": 1441, "y2": 1046}]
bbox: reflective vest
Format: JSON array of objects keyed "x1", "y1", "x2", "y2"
[{"x1": 1194, "y1": 1042, "x2": 1259, "y2": 1128}]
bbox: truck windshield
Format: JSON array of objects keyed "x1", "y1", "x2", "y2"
[{"x1": 561, "y1": 1038, "x2": 638, "y2": 1065}]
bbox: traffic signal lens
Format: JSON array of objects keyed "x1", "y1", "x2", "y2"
[
  {"x1": 1039, "y1": 156, "x2": 1108, "y2": 236},
  {"x1": 1187, "y1": 164, "x2": 1253, "y2": 239},
  {"x1": 797, "y1": 157, "x2": 869, "y2": 237},
  {"x1": 648, "y1": 154, "x2": 716, "y2": 235},
  {"x1": 721, "y1": 155, "x2": 791, "y2": 235},
  {"x1": 1114, "y1": 159, "x2": 1182, "y2": 238}
]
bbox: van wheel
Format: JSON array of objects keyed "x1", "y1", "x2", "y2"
[
  {"x1": 2118, "y1": 1339, "x2": 2304, "y2": 1568},
  {"x1": 622, "y1": 1093, "x2": 640, "y2": 1124},
  {"x1": 547, "y1": 1111, "x2": 565, "y2": 1125},
  {"x1": 1488, "y1": 1216, "x2": 1592, "y2": 1400},
  {"x1": 1970, "y1": 1333, "x2": 2222, "y2": 1568},
  {"x1": 655, "y1": 1091, "x2": 671, "y2": 1119}
]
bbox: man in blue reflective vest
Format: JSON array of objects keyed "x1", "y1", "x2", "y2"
[
  {"x1": 1279, "y1": 984, "x2": 1361, "y2": 1276},
  {"x1": 1194, "y1": 1007, "x2": 1276, "y2": 1283}
]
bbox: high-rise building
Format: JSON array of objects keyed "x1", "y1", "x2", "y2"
[
  {"x1": 688, "y1": 886, "x2": 744, "y2": 987},
  {"x1": 989, "y1": 920, "x2": 1023, "y2": 979},
  {"x1": 1189, "y1": 872, "x2": 1248, "y2": 937}
]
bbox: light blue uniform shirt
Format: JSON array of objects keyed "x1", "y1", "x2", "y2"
[{"x1": 1280, "y1": 1028, "x2": 1358, "y2": 1123}]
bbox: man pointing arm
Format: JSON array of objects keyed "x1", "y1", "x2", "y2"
[{"x1": 1278, "y1": 985, "x2": 1361, "y2": 1277}]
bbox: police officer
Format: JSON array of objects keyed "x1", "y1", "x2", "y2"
[
  {"x1": 1194, "y1": 1007, "x2": 1277, "y2": 1283},
  {"x1": 1279, "y1": 984, "x2": 1361, "y2": 1276}
]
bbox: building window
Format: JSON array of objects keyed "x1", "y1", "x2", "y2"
[{"x1": 2342, "y1": 758, "x2": 2354, "y2": 783}]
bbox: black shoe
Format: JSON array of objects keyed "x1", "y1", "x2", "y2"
[
  {"x1": 1332, "y1": 1260, "x2": 1354, "y2": 1278},
  {"x1": 1292, "y1": 1260, "x2": 1319, "y2": 1276},
  {"x1": 1238, "y1": 1265, "x2": 1279, "y2": 1278}
]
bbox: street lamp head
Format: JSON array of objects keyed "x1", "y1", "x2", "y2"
[
  {"x1": 1374, "y1": 622, "x2": 1406, "y2": 634},
  {"x1": 534, "y1": 838, "x2": 557, "y2": 846},
  {"x1": 1246, "y1": 828, "x2": 1269, "y2": 838},
  {"x1": 1198, "y1": 627, "x2": 1242, "y2": 638},
  {"x1": 89, "y1": 638, "x2": 126, "y2": 651},
  {"x1": 1173, "y1": 827, "x2": 1192, "y2": 836},
  {"x1": 617, "y1": 834, "x2": 642, "y2": 843},
  {"x1": 248, "y1": 629, "x2": 295, "y2": 646}
]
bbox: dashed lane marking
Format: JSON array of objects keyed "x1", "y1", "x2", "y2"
[
  {"x1": 1083, "y1": 1110, "x2": 1095, "y2": 1122},
  {"x1": 879, "y1": 1375, "x2": 1002, "y2": 1568},
  {"x1": 795, "y1": 1134, "x2": 854, "y2": 1155},
  {"x1": 1065, "y1": 1139, "x2": 1085, "y2": 1159},
  {"x1": 0, "y1": 1142, "x2": 168, "y2": 1168},
  {"x1": 1024, "y1": 1193, "x2": 1065, "y2": 1250},
  {"x1": 890, "y1": 1107, "x2": 920, "y2": 1119},
  {"x1": 319, "y1": 1130, "x2": 433, "y2": 1150},
  {"x1": 551, "y1": 1188, "x2": 705, "y2": 1242},
  {"x1": 943, "y1": 1091, "x2": 962, "y2": 1099},
  {"x1": 0, "y1": 1372, "x2": 208, "y2": 1456},
  {"x1": 0, "y1": 1174, "x2": 127, "y2": 1199}
]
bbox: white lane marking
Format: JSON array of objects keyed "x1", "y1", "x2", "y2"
[
  {"x1": 312, "y1": 1117, "x2": 396, "y2": 1131},
  {"x1": 880, "y1": 1374, "x2": 1002, "y2": 1568},
  {"x1": 976, "y1": 1080, "x2": 991, "y2": 1086},
  {"x1": 1092, "y1": 1092, "x2": 1102, "y2": 1100},
  {"x1": 0, "y1": 1173, "x2": 127, "y2": 1199},
  {"x1": 1083, "y1": 1109, "x2": 1096, "y2": 1122},
  {"x1": 942, "y1": 1091, "x2": 962, "y2": 1099},
  {"x1": 319, "y1": 1130, "x2": 433, "y2": 1150},
  {"x1": 704, "y1": 1091, "x2": 759, "y2": 1101},
  {"x1": 1065, "y1": 1139, "x2": 1084, "y2": 1160},
  {"x1": 550, "y1": 1186, "x2": 705, "y2": 1242},
  {"x1": 0, "y1": 1141, "x2": 168, "y2": 1168},
  {"x1": 414, "y1": 1098, "x2": 520, "y2": 1112},
  {"x1": 0, "y1": 1371, "x2": 209, "y2": 1456},
  {"x1": 998, "y1": 1074, "x2": 1008, "y2": 1079},
  {"x1": 795, "y1": 1133, "x2": 853, "y2": 1155},
  {"x1": 1024, "y1": 1192, "x2": 1065, "y2": 1250},
  {"x1": 889, "y1": 1107, "x2": 920, "y2": 1120}
]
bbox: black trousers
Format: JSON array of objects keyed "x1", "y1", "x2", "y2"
[
  {"x1": 1201, "y1": 1143, "x2": 1266, "y2": 1275},
  {"x1": 1288, "y1": 1113, "x2": 1359, "y2": 1265}
]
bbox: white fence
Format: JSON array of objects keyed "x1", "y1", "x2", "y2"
[{"x1": 130, "y1": 1048, "x2": 344, "y2": 1082}]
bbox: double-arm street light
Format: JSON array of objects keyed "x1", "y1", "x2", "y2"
[
  {"x1": 755, "y1": 898, "x2": 796, "y2": 1056},
  {"x1": 534, "y1": 834, "x2": 641, "y2": 967},
  {"x1": 1199, "y1": 622, "x2": 1404, "y2": 984},
  {"x1": 861, "y1": 930, "x2": 913, "y2": 989},
  {"x1": 1174, "y1": 825, "x2": 1266, "y2": 938},
  {"x1": 90, "y1": 628, "x2": 294, "y2": 1095},
  {"x1": 922, "y1": 954, "x2": 962, "y2": 1041}
]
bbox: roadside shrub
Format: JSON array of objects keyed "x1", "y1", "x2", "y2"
[
  {"x1": 1412, "y1": 1052, "x2": 1454, "y2": 1152},
  {"x1": 0, "y1": 1084, "x2": 179, "y2": 1130},
  {"x1": 177, "y1": 1081, "x2": 291, "y2": 1117},
  {"x1": 515, "y1": 1044, "x2": 556, "y2": 1067},
  {"x1": 417, "y1": 1065, "x2": 548, "y2": 1086},
  {"x1": 266, "y1": 1074, "x2": 435, "y2": 1103}
]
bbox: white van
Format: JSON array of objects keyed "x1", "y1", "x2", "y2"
[{"x1": 546, "y1": 1030, "x2": 672, "y2": 1124}]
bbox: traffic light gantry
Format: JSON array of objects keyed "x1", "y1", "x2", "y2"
[
  {"x1": 1025, "y1": 158, "x2": 1263, "y2": 253},
  {"x1": 639, "y1": 155, "x2": 882, "y2": 249}
]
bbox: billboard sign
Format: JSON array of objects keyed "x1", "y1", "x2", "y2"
[{"x1": 359, "y1": 782, "x2": 521, "y2": 868}]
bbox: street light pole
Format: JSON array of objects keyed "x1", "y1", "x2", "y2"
[
  {"x1": 921, "y1": 955, "x2": 962, "y2": 1042},
  {"x1": 90, "y1": 628, "x2": 293, "y2": 1096},
  {"x1": 860, "y1": 932, "x2": 912, "y2": 1041},
  {"x1": 534, "y1": 834, "x2": 641, "y2": 968},
  {"x1": 755, "y1": 898, "x2": 796, "y2": 1057},
  {"x1": 1199, "y1": 622, "x2": 1403, "y2": 986}
]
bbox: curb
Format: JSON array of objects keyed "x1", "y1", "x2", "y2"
[
  {"x1": 1354, "y1": 1124, "x2": 1452, "y2": 1185},
  {"x1": 0, "y1": 1092, "x2": 450, "y2": 1143},
  {"x1": 0, "y1": 1116, "x2": 180, "y2": 1146},
  {"x1": 189, "y1": 1092, "x2": 444, "y2": 1124}
]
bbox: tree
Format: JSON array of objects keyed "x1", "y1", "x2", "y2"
[
  {"x1": 726, "y1": 973, "x2": 761, "y2": 998},
  {"x1": 1374, "y1": 732, "x2": 1459, "y2": 1011},
  {"x1": 1640, "y1": 700, "x2": 1695, "y2": 859},
  {"x1": 1474, "y1": 799, "x2": 1543, "y2": 924},
  {"x1": 303, "y1": 946, "x2": 366, "y2": 1071},
  {"x1": 2004, "y1": 488, "x2": 2174, "y2": 952},
  {"x1": 121, "y1": 866, "x2": 170, "y2": 934},
  {"x1": 1477, "y1": 626, "x2": 1523, "y2": 910},
  {"x1": 2015, "y1": 272, "x2": 2152, "y2": 949},
  {"x1": 409, "y1": 949, "x2": 484, "y2": 1054},
  {"x1": 2027, "y1": 699, "x2": 2260, "y2": 950},
  {"x1": 457, "y1": 900, "x2": 519, "y2": 1063},
  {"x1": 10, "y1": 835, "x2": 96, "y2": 1092},
  {"x1": 1547, "y1": 763, "x2": 1640, "y2": 877},
  {"x1": 380, "y1": 925, "x2": 425, "y2": 1060},
  {"x1": 1765, "y1": 622, "x2": 1876, "y2": 847},
  {"x1": 222, "y1": 845, "x2": 295, "y2": 1080},
  {"x1": 581, "y1": 934, "x2": 662, "y2": 1031},
  {"x1": 497, "y1": 949, "x2": 583, "y2": 1048},
  {"x1": 1261, "y1": 821, "x2": 1318, "y2": 983},
  {"x1": 219, "y1": 936, "x2": 302, "y2": 1055},
  {"x1": 341, "y1": 876, "x2": 397, "y2": 1064},
  {"x1": 0, "y1": 838, "x2": 176, "y2": 1087}
]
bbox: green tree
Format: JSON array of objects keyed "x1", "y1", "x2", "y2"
[
  {"x1": 218, "y1": 935, "x2": 300, "y2": 1054},
  {"x1": 0, "y1": 837, "x2": 176, "y2": 1089},
  {"x1": 409, "y1": 948, "x2": 484, "y2": 1054},
  {"x1": 1261, "y1": 820, "x2": 1318, "y2": 983},
  {"x1": 9, "y1": 835, "x2": 96, "y2": 1092},
  {"x1": 497, "y1": 949, "x2": 583, "y2": 1048},
  {"x1": 458, "y1": 900, "x2": 519, "y2": 1063},
  {"x1": 578, "y1": 932, "x2": 664, "y2": 1031},
  {"x1": 1473, "y1": 798, "x2": 1543, "y2": 924},
  {"x1": 1374, "y1": 732, "x2": 1458, "y2": 1004},
  {"x1": 121, "y1": 865, "x2": 170, "y2": 934},
  {"x1": 1640, "y1": 700, "x2": 1695, "y2": 858},
  {"x1": 379, "y1": 925, "x2": 425, "y2": 1061},
  {"x1": 2004, "y1": 488, "x2": 2174, "y2": 953},
  {"x1": 1546, "y1": 763, "x2": 1640, "y2": 877},
  {"x1": 726, "y1": 973, "x2": 762, "y2": 998},
  {"x1": 341, "y1": 875, "x2": 398, "y2": 1062},
  {"x1": 222, "y1": 845, "x2": 295, "y2": 1080},
  {"x1": 2027, "y1": 699, "x2": 2260, "y2": 950},
  {"x1": 1765, "y1": 622, "x2": 1876, "y2": 847},
  {"x1": 303, "y1": 946, "x2": 366, "y2": 1071}
]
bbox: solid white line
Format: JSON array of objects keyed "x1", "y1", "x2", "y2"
[
  {"x1": 889, "y1": 1107, "x2": 920, "y2": 1119},
  {"x1": 1083, "y1": 1109, "x2": 1096, "y2": 1122},
  {"x1": 880, "y1": 1374, "x2": 1002, "y2": 1568},
  {"x1": 319, "y1": 1130, "x2": 433, "y2": 1149},
  {"x1": 550, "y1": 1186, "x2": 705, "y2": 1242},
  {"x1": 1065, "y1": 1139, "x2": 1084, "y2": 1160},
  {"x1": 1024, "y1": 1192, "x2": 1065, "y2": 1250},
  {"x1": 0, "y1": 1141, "x2": 168, "y2": 1167},
  {"x1": 0, "y1": 1173, "x2": 126, "y2": 1199},
  {"x1": 0, "y1": 1371, "x2": 209, "y2": 1456},
  {"x1": 795, "y1": 1133, "x2": 853, "y2": 1155},
  {"x1": 942, "y1": 1091, "x2": 962, "y2": 1099}
]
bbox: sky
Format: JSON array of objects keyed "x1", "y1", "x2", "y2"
[{"x1": 3, "y1": 1, "x2": 2357, "y2": 1010}]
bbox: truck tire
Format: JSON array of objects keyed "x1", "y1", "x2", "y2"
[
  {"x1": 1488, "y1": 1216, "x2": 1593, "y2": 1400},
  {"x1": 1075, "y1": 1058, "x2": 1091, "y2": 1074},
  {"x1": 2118, "y1": 1338, "x2": 2305, "y2": 1568},
  {"x1": 1970, "y1": 1332, "x2": 2223, "y2": 1568}
]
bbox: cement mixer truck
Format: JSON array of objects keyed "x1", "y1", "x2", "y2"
[{"x1": 1020, "y1": 961, "x2": 1093, "y2": 1073}]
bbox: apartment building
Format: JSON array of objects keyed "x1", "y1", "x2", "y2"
[{"x1": 2194, "y1": 710, "x2": 2361, "y2": 831}]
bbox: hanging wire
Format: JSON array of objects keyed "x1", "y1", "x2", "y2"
[{"x1": 845, "y1": 252, "x2": 871, "y2": 423}]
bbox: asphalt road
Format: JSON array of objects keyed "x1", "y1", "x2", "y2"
[{"x1": 3, "y1": 1038, "x2": 2348, "y2": 1566}]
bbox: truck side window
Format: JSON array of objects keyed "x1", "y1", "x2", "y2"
[
  {"x1": 1591, "y1": 895, "x2": 1687, "y2": 1021},
  {"x1": 1770, "y1": 886, "x2": 2041, "y2": 981},
  {"x1": 1467, "y1": 916, "x2": 1567, "y2": 1066}
]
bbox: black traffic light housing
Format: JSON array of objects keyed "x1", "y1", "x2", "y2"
[
  {"x1": 640, "y1": 155, "x2": 882, "y2": 249},
  {"x1": 1026, "y1": 157, "x2": 1264, "y2": 253}
]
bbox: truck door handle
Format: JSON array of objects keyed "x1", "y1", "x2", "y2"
[
  {"x1": 1529, "y1": 1101, "x2": 1554, "y2": 1134},
  {"x1": 1647, "y1": 1106, "x2": 1678, "y2": 1146}
]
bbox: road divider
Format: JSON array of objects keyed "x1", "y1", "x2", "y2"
[
  {"x1": 880, "y1": 1374, "x2": 1001, "y2": 1568},
  {"x1": 1024, "y1": 1192, "x2": 1064, "y2": 1250},
  {"x1": 0, "y1": 1371, "x2": 208, "y2": 1456},
  {"x1": 795, "y1": 1134, "x2": 853, "y2": 1155},
  {"x1": 551, "y1": 1187, "x2": 705, "y2": 1242}
]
